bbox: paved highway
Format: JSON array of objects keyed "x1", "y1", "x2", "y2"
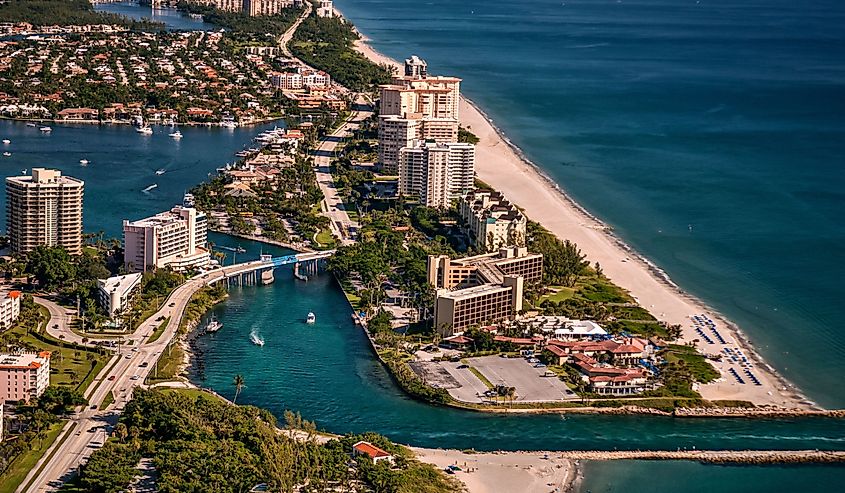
[
  {"x1": 312, "y1": 95, "x2": 371, "y2": 246},
  {"x1": 19, "y1": 261, "x2": 272, "y2": 492}
]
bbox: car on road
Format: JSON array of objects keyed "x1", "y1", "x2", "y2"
[
  {"x1": 90, "y1": 404, "x2": 98, "y2": 409},
  {"x1": 168, "y1": 302, "x2": 175, "y2": 307},
  {"x1": 53, "y1": 324, "x2": 59, "y2": 329},
  {"x1": 107, "y1": 375, "x2": 116, "y2": 381},
  {"x1": 457, "y1": 364, "x2": 469, "y2": 369},
  {"x1": 139, "y1": 362, "x2": 149, "y2": 367},
  {"x1": 125, "y1": 354, "x2": 132, "y2": 359},
  {"x1": 131, "y1": 347, "x2": 139, "y2": 352},
  {"x1": 130, "y1": 375, "x2": 140, "y2": 381}
]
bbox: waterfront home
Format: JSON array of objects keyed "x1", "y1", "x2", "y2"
[
  {"x1": 352, "y1": 441, "x2": 394, "y2": 464},
  {"x1": 56, "y1": 108, "x2": 99, "y2": 121}
]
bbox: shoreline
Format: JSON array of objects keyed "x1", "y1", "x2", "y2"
[
  {"x1": 350, "y1": 34, "x2": 812, "y2": 411},
  {"x1": 0, "y1": 115, "x2": 282, "y2": 127}
]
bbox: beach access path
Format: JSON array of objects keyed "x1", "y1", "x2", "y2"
[{"x1": 351, "y1": 38, "x2": 809, "y2": 410}]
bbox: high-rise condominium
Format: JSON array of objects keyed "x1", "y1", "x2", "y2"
[{"x1": 5, "y1": 168, "x2": 84, "y2": 255}]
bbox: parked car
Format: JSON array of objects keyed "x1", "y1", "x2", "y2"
[
  {"x1": 457, "y1": 364, "x2": 469, "y2": 369},
  {"x1": 139, "y1": 362, "x2": 149, "y2": 367},
  {"x1": 130, "y1": 375, "x2": 140, "y2": 381}
]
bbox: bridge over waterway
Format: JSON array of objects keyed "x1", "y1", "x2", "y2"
[{"x1": 203, "y1": 250, "x2": 336, "y2": 286}]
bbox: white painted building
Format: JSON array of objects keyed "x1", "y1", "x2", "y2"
[
  {"x1": 123, "y1": 206, "x2": 210, "y2": 272},
  {"x1": 459, "y1": 189, "x2": 527, "y2": 251},
  {"x1": 0, "y1": 290, "x2": 22, "y2": 329},
  {"x1": 97, "y1": 273, "x2": 144, "y2": 317},
  {"x1": 398, "y1": 140, "x2": 474, "y2": 208}
]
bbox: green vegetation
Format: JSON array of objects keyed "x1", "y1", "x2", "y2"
[
  {"x1": 176, "y1": 1, "x2": 302, "y2": 33},
  {"x1": 0, "y1": 0, "x2": 163, "y2": 29},
  {"x1": 458, "y1": 126, "x2": 480, "y2": 144},
  {"x1": 660, "y1": 344, "x2": 719, "y2": 384},
  {"x1": 146, "y1": 317, "x2": 171, "y2": 344},
  {"x1": 0, "y1": 421, "x2": 65, "y2": 493},
  {"x1": 467, "y1": 366, "x2": 493, "y2": 389},
  {"x1": 78, "y1": 389, "x2": 458, "y2": 493},
  {"x1": 101, "y1": 390, "x2": 115, "y2": 409},
  {"x1": 290, "y1": 14, "x2": 393, "y2": 91}
]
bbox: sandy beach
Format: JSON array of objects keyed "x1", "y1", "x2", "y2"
[
  {"x1": 412, "y1": 448, "x2": 576, "y2": 493},
  {"x1": 353, "y1": 37, "x2": 811, "y2": 410}
]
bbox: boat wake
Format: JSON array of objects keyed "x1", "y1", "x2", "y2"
[{"x1": 249, "y1": 328, "x2": 265, "y2": 346}]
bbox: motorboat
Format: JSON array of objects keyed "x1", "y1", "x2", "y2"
[
  {"x1": 155, "y1": 168, "x2": 166, "y2": 175},
  {"x1": 39, "y1": 126, "x2": 52, "y2": 133},
  {"x1": 206, "y1": 316, "x2": 222, "y2": 333},
  {"x1": 142, "y1": 184, "x2": 158, "y2": 192},
  {"x1": 235, "y1": 246, "x2": 246, "y2": 254},
  {"x1": 2, "y1": 152, "x2": 11, "y2": 157},
  {"x1": 2, "y1": 139, "x2": 10, "y2": 144},
  {"x1": 306, "y1": 312, "x2": 316, "y2": 324},
  {"x1": 136, "y1": 125, "x2": 153, "y2": 135},
  {"x1": 26, "y1": 122, "x2": 36, "y2": 127},
  {"x1": 249, "y1": 328, "x2": 264, "y2": 346},
  {"x1": 169, "y1": 130, "x2": 183, "y2": 139},
  {"x1": 79, "y1": 159, "x2": 89, "y2": 166}
]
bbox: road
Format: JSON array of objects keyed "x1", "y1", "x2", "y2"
[
  {"x1": 278, "y1": 0, "x2": 312, "y2": 59},
  {"x1": 19, "y1": 261, "x2": 273, "y2": 493},
  {"x1": 312, "y1": 95, "x2": 371, "y2": 246}
]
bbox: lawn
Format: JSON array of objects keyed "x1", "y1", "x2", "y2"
[
  {"x1": 540, "y1": 286, "x2": 577, "y2": 303},
  {"x1": 100, "y1": 390, "x2": 115, "y2": 409},
  {"x1": 662, "y1": 344, "x2": 720, "y2": 383},
  {"x1": 0, "y1": 421, "x2": 66, "y2": 493},
  {"x1": 161, "y1": 387, "x2": 227, "y2": 403},
  {"x1": 314, "y1": 228, "x2": 336, "y2": 248},
  {"x1": 146, "y1": 343, "x2": 184, "y2": 384},
  {"x1": 467, "y1": 366, "x2": 493, "y2": 389},
  {"x1": 146, "y1": 317, "x2": 171, "y2": 344},
  {"x1": 12, "y1": 328, "x2": 108, "y2": 393}
]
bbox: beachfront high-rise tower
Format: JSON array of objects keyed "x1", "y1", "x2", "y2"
[
  {"x1": 378, "y1": 56, "x2": 464, "y2": 174},
  {"x1": 5, "y1": 168, "x2": 84, "y2": 255},
  {"x1": 398, "y1": 140, "x2": 475, "y2": 208}
]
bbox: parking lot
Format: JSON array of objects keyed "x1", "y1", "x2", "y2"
[{"x1": 468, "y1": 355, "x2": 577, "y2": 402}]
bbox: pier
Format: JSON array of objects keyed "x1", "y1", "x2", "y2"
[{"x1": 555, "y1": 449, "x2": 845, "y2": 465}]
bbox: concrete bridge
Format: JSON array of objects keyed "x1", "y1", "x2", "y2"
[{"x1": 204, "y1": 250, "x2": 336, "y2": 286}]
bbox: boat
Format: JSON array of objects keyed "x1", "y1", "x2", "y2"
[
  {"x1": 249, "y1": 328, "x2": 264, "y2": 346},
  {"x1": 169, "y1": 130, "x2": 183, "y2": 139},
  {"x1": 235, "y1": 246, "x2": 246, "y2": 254},
  {"x1": 2, "y1": 139, "x2": 10, "y2": 144},
  {"x1": 306, "y1": 312, "x2": 316, "y2": 324},
  {"x1": 155, "y1": 168, "x2": 166, "y2": 175},
  {"x1": 2, "y1": 152, "x2": 11, "y2": 157},
  {"x1": 136, "y1": 125, "x2": 153, "y2": 135},
  {"x1": 79, "y1": 159, "x2": 89, "y2": 166},
  {"x1": 205, "y1": 316, "x2": 222, "y2": 333},
  {"x1": 39, "y1": 126, "x2": 52, "y2": 133},
  {"x1": 26, "y1": 122, "x2": 36, "y2": 127},
  {"x1": 142, "y1": 184, "x2": 158, "y2": 192}
]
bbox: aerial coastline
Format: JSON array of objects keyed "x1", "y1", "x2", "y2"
[{"x1": 348, "y1": 30, "x2": 811, "y2": 411}]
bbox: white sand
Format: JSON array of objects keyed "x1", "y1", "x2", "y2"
[
  {"x1": 353, "y1": 39, "x2": 810, "y2": 409},
  {"x1": 412, "y1": 448, "x2": 575, "y2": 493}
]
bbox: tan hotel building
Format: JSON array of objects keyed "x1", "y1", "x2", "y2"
[
  {"x1": 5, "y1": 168, "x2": 84, "y2": 255},
  {"x1": 123, "y1": 206, "x2": 209, "y2": 272},
  {"x1": 428, "y1": 247, "x2": 543, "y2": 335}
]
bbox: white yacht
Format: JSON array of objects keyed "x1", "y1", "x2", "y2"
[
  {"x1": 169, "y1": 130, "x2": 183, "y2": 139},
  {"x1": 2, "y1": 139, "x2": 10, "y2": 144},
  {"x1": 306, "y1": 312, "x2": 316, "y2": 324},
  {"x1": 136, "y1": 125, "x2": 153, "y2": 135},
  {"x1": 2, "y1": 152, "x2": 11, "y2": 157},
  {"x1": 206, "y1": 316, "x2": 222, "y2": 333},
  {"x1": 39, "y1": 126, "x2": 52, "y2": 133},
  {"x1": 26, "y1": 122, "x2": 36, "y2": 127},
  {"x1": 79, "y1": 159, "x2": 89, "y2": 166},
  {"x1": 155, "y1": 168, "x2": 166, "y2": 175}
]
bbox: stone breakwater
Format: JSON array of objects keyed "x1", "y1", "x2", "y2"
[
  {"x1": 473, "y1": 405, "x2": 845, "y2": 418},
  {"x1": 556, "y1": 450, "x2": 845, "y2": 465}
]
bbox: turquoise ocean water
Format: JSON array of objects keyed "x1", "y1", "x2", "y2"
[{"x1": 12, "y1": 2, "x2": 845, "y2": 490}]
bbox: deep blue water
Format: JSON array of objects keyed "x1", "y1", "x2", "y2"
[
  {"x1": 331, "y1": 0, "x2": 845, "y2": 408},
  {"x1": 0, "y1": 120, "x2": 277, "y2": 236},
  {"x1": 94, "y1": 1, "x2": 213, "y2": 31}
]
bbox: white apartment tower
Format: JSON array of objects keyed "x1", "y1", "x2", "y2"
[
  {"x1": 398, "y1": 140, "x2": 474, "y2": 208},
  {"x1": 378, "y1": 56, "x2": 463, "y2": 174},
  {"x1": 5, "y1": 168, "x2": 84, "y2": 255},
  {"x1": 123, "y1": 205, "x2": 210, "y2": 272}
]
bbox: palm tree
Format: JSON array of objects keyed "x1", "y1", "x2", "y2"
[{"x1": 232, "y1": 374, "x2": 245, "y2": 404}]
